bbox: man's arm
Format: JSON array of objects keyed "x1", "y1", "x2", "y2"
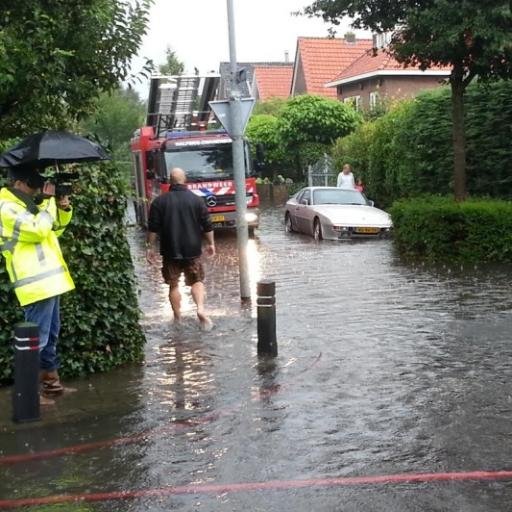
[
  {"x1": 146, "y1": 199, "x2": 161, "y2": 265},
  {"x1": 53, "y1": 196, "x2": 73, "y2": 237},
  {"x1": 146, "y1": 231, "x2": 159, "y2": 264},
  {"x1": 203, "y1": 230, "x2": 215, "y2": 257},
  {"x1": 198, "y1": 201, "x2": 215, "y2": 256}
]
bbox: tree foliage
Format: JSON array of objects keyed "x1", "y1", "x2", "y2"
[
  {"x1": 277, "y1": 95, "x2": 361, "y2": 148},
  {"x1": 158, "y1": 46, "x2": 185, "y2": 75},
  {"x1": 303, "y1": 0, "x2": 512, "y2": 200},
  {"x1": 332, "y1": 120, "x2": 376, "y2": 181},
  {"x1": 246, "y1": 114, "x2": 289, "y2": 175},
  {"x1": 0, "y1": 0, "x2": 153, "y2": 139},
  {"x1": 277, "y1": 95, "x2": 361, "y2": 176},
  {"x1": 80, "y1": 87, "x2": 145, "y2": 179},
  {"x1": 253, "y1": 97, "x2": 288, "y2": 116}
]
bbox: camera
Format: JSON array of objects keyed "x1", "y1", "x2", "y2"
[{"x1": 47, "y1": 172, "x2": 79, "y2": 198}]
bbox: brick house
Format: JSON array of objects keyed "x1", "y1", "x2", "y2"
[
  {"x1": 326, "y1": 48, "x2": 452, "y2": 110},
  {"x1": 290, "y1": 36, "x2": 373, "y2": 98}
]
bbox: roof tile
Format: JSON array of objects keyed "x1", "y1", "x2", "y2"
[
  {"x1": 295, "y1": 37, "x2": 373, "y2": 97},
  {"x1": 330, "y1": 49, "x2": 452, "y2": 84},
  {"x1": 253, "y1": 65, "x2": 293, "y2": 100}
]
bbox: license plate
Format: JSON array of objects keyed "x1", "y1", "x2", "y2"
[
  {"x1": 355, "y1": 227, "x2": 380, "y2": 234},
  {"x1": 211, "y1": 214, "x2": 225, "y2": 222}
]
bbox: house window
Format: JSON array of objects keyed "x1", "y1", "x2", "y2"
[
  {"x1": 344, "y1": 95, "x2": 362, "y2": 111},
  {"x1": 369, "y1": 91, "x2": 380, "y2": 110}
]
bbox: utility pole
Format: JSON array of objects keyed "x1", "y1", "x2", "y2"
[{"x1": 227, "y1": 0, "x2": 251, "y2": 301}]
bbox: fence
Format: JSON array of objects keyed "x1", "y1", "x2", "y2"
[{"x1": 307, "y1": 154, "x2": 337, "y2": 187}]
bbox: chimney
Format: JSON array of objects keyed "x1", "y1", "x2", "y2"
[
  {"x1": 284, "y1": 50, "x2": 290, "y2": 63},
  {"x1": 344, "y1": 32, "x2": 356, "y2": 43}
]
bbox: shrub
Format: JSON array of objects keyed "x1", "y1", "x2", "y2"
[
  {"x1": 246, "y1": 114, "x2": 291, "y2": 177},
  {"x1": 332, "y1": 121, "x2": 376, "y2": 180},
  {"x1": 390, "y1": 196, "x2": 512, "y2": 263},
  {"x1": 277, "y1": 95, "x2": 362, "y2": 148},
  {"x1": 334, "y1": 80, "x2": 512, "y2": 205},
  {"x1": 0, "y1": 162, "x2": 145, "y2": 383},
  {"x1": 366, "y1": 101, "x2": 413, "y2": 207}
]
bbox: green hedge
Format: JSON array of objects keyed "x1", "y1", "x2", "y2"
[
  {"x1": 0, "y1": 163, "x2": 145, "y2": 383},
  {"x1": 334, "y1": 80, "x2": 512, "y2": 208},
  {"x1": 332, "y1": 121, "x2": 376, "y2": 181},
  {"x1": 390, "y1": 196, "x2": 512, "y2": 262}
]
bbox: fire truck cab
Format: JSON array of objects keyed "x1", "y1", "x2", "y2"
[{"x1": 130, "y1": 74, "x2": 259, "y2": 235}]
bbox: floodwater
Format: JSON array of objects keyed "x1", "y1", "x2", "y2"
[{"x1": 1, "y1": 207, "x2": 512, "y2": 511}]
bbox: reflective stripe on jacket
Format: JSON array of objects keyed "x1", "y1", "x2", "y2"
[{"x1": 0, "y1": 187, "x2": 75, "y2": 306}]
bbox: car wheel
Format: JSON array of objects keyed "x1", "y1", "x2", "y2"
[
  {"x1": 285, "y1": 212, "x2": 295, "y2": 233},
  {"x1": 313, "y1": 218, "x2": 323, "y2": 241}
]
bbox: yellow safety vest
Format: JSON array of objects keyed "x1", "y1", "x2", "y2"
[{"x1": 0, "y1": 187, "x2": 75, "y2": 306}]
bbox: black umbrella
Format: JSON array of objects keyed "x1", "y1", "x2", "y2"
[{"x1": 0, "y1": 130, "x2": 110, "y2": 169}]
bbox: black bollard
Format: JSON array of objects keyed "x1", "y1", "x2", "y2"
[
  {"x1": 257, "y1": 280, "x2": 278, "y2": 357},
  {"x1": 12, "y1": 322, "x2": 40, "y2": 423}
]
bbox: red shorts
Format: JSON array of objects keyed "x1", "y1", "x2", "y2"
[{"x1": 162, "y1": 258, "x2": 205, "y2": 288}]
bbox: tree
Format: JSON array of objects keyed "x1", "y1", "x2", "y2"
[
  {"x1": 278, "y1": 95, "x2": 361, "y2": 146},
  {"x1": 274, "y1": 95, "x2": 362, "y2": 179},
  {"x1": 253, "y1": 97, "x2": 288, "y2": 116},
  {"x1": 246, "y1": 114, "x2": 290, "y2": 177},
  {"x1": 303, "y1": 0, "x2": 512, "y2": 201},
  {"x1": 0, "y1": 1, "x2": 153, "y2": 139},
  {"x1": 277, "y1": 95, "x2": 361, "y2": 177},
  {"x1": 81, "y1": 87, "x2": 145, "y2": 177},
  {"x1": 159, "y1": 46, "x2": 185, "y2": 75}
]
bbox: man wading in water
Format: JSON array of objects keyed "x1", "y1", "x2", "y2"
[{"x1": 146, "y1": 167, "x2": 215, "y2": 330}]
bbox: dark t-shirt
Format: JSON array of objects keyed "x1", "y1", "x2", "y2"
[{"x1": 147, "y1": 185, "x2": 213, "y2": 260}]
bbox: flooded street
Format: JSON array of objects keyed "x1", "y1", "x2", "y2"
[{"x1": 1, "y1": 207, "x2": 512, "y2": 510}]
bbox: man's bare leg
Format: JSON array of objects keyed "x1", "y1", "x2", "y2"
[
  {"x1": 169, "y1": 286, "x2": 182, "y2": 323},
  {"x1": 191, "y1": 281, "x2": 212, "y2": 330}
]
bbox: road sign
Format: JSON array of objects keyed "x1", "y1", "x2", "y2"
[{"x1": 209, "y1": 98, "x2": 255, "y2": 137}]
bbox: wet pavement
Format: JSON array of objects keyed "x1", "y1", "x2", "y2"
[{"x1": 1, "y1": 207, "x2": 512, "y2": 510}]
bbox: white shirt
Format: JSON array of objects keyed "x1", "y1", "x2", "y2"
[{"x1": 337, "y1": 172, "x2": 355, "y2": 189}]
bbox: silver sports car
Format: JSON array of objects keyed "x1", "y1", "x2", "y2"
[{"x1": 284, "y1": 187, "x2": 392, "y2": 241}]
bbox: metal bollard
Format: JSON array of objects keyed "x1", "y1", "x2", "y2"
[
  {"x1": 257, "y1": 280, "x2": 278, "y2": 357},
  {"x1": 12, "y1": 322, "x2": 40, "y2": 423}
]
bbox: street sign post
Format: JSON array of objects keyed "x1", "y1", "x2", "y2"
[
  {"x1": 225, "y1": 0, "x2": 252, "y2": 302},
  {"x1": 209, "y1": 98, "x2": 255, "y2": 138}
]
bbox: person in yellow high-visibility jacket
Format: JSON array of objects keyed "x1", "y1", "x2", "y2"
[{"x1": 0, "y1": 167, "x2": 75, "y2": 405}]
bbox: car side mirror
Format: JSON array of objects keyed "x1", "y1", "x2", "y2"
[
  {"x1": 301, "y1": 199, "x2": 310, "y2": 205},
  {"x1": 367, "y1": 199, "x2": 374, "y2": 207}
]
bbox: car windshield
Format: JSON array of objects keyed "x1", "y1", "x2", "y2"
[
  {"x1": 164, "y1": 144, "x2": 241, "y2": 181},
  {"x1": 313, "y1": 189, "x2": 367, "y2": 206}
]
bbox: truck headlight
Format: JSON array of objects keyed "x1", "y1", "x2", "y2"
[{"x1": 245, "y1": 212, "x2": 258, "y2": 223}]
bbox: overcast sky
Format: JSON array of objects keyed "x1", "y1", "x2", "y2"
[{"x1": 131, "y1": 0, "x2": 368, "y2": 97}]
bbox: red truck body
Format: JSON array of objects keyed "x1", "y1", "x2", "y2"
[{"x1": 130, "y1": 125, "x2": 260, "y2": 233}]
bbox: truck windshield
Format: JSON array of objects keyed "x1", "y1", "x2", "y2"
[{"x1": 164, "y1": 144, "x2": 240, "y2": 181}]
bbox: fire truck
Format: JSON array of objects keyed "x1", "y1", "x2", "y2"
[{"x1": 130, "y1": 74, "x2": 260, "y2": 235}]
